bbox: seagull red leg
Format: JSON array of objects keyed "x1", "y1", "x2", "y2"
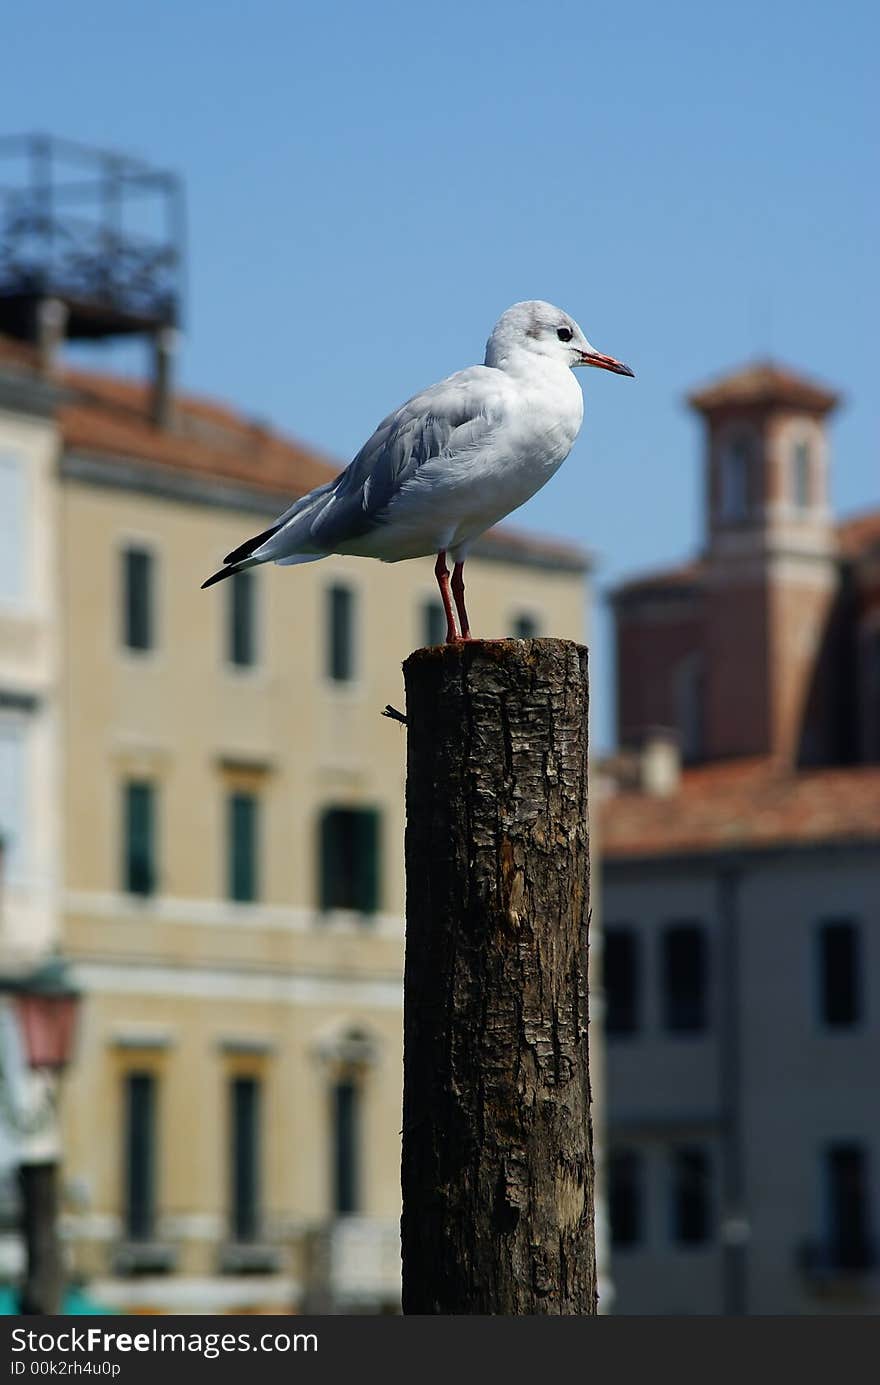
[
  {"x1": 451, "y1": 561, "x2": 472, "y2": 641},
  {"x1": 434, "y1": 550, "x2": 459, "y2": 643}
]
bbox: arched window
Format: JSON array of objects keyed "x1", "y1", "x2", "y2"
[
  {"x1": 792, "y1": 440, "x2": 812, "y2": 510},
  {"x1": 719, "y1": 436, "x2": 751, "y2": 523}
]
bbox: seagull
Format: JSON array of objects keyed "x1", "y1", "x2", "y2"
[{"x1": 202, "y1": 300, "x2": 633, "y2": 641}]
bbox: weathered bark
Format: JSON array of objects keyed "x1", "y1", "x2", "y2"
[{"x1": 401, "y1": 639, "x2": 594, "y2": 1315}]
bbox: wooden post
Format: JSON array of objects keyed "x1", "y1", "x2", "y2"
[
  {"x1": 19, "y1": 1161, "x2": 63, "y2": 1315},
  {"x1": 401, "y1": 639, "x2": 595, "y2": 1315}
]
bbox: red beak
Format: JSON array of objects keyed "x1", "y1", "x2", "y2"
[{"x1": 579, "y1": 350, "x2": 635, "y2": 377}]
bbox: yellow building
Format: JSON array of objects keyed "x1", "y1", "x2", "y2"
[{"x1": 0, "y1": 338, "x2": 592, "y2": 1312}]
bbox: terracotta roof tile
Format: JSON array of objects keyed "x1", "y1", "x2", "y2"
[
  {"x1": 687, "y1": 359, "x2": 839, "y2": 414},
  {"x1": 601, "y1": 758, "x2": 880, "y2": 859}
]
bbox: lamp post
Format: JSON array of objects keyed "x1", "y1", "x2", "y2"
[{"x1": 0, "y1": 959, "x2": 81, "y2": 1315}]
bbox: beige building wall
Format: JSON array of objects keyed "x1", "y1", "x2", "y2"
[{"x1": 57, "y1": 467, "x2": 592, "y2": 1311}]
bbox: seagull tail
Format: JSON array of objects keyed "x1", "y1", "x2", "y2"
[{"x1": 201, "y1": 519, "x2": 287, "y2": 590}]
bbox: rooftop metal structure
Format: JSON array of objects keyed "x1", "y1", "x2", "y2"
[{"x1": 0, "y1": 133, "x2": 184, "y2": 343}]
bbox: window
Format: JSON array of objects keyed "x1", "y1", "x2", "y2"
[
  {"x1": 674, "y1": 655, "x2": 704, "y2": 763},
  {"x1": 671, "y1": 1146, "x2": 712, "y2": 1246},
  {"x1": 122, "y1": 547, "x2": 155, "y2": 651},
  {"x1": 124, "y1": 1072, "x2": 157, "y2": 1241},
  {"x1": 230, "y1": 1076, "x2": 261, "y2": 1242},
  {"x1": 604, "y1": 928, "x2": 640, "y2": 1036},
  {"x1": 0, "y1": 453, "x2": 25, "y2": 603},
  {"x1": 123, "y1": 781, "x2": 156, "y2": 897},
  {"x1": 662, "y1": 923, "x2": 708, "y2": 1033},
  {"x1": 0, "y1": 722, "x2": 25, "y2": 881},
  {"x1": 326, "y1": 584, "x2": 355, "y2": 682},
  {"x1": 609, "y1": 1148, "x2": 643, "y2": 1249},
  {"x1": 319, "y1": 807, "x2": 380, "y2": 914},
  {"x1": 719, "y1": 437, "x2": 751, "y2": 523},
  {"x1": 793, "y1": 440, "x2": 811, "y2": 510},
  {"x1": 422, "y1": 599, "x2": 447, "y2": 648},
  {"x1": 227, "y1": 792, "x2": 259, "y2": 903},
  {"x1": 332, "y1": 1079, "x2": 360, "y2": 1215},
  {"x1": 511, "y1": 612, "x2": 540, "y2": 639},
  {"x1": 825, "y1": 1144, "x2": 872, "y2": 1270},
  {"x1": 228, "y1": 570, "x2": 257, "y2": 667},
  {"x1": 818, "y1": 921, "x2": 861, "y2": 1028}
]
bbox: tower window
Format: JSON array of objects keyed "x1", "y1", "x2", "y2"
[
  {"x1": 818, "y1": 921, "x2": 861, "y2": 1029},
  {"x1": 662, "y1": 923, "x2": 708, "y2": 1033},
  {"x1": 719, "y1": 437, "x2": 751, "y2": 523},
  {"x1": 122, "y1": 546, "x2": 155, "y2": 651},
  {"x1": 674, "y1": 655, "x2": 704, "y2": 763},
  {"x1": 609, "y1": 1148, "x2": 644, "y2": 1248},
  {"x1": 604, "y1": 927, "x2": 640, "y2": 1036},
  {"x1": 792, "y1": 440, "x2": 812, "y2": 510}
]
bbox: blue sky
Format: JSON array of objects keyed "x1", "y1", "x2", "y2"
[{"x1": 6, "y1": 1, "x2": 878, "y2": 748}]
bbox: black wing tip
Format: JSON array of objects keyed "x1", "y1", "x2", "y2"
[
  {"x1": 224, "y1": 521, "x2": 282, "y2": 567},
  {"x1": 201, "y1": 565, "x2": 237, "y2": 590}
]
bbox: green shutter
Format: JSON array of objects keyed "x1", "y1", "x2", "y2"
[
  {"x1": 125, "y1": 781, "x2": 155, "y2": 896},
  {"x1": 231, "y1": 1076, "x2": 260, "y2": 1241},
  {"x1": 229, "y1": 792, "x2": 258, "y2": 902},
  {"x1": 327, "y1": 585, "x2": 354, "y2": 682},
  {"x1": 123, "y1": 548, "x2": 154, "y2": 651},
  {"x1": 125, "y1": 1071, "x2": 156, "y2": 1240},
  {"x1": 319, "y1": 807, "x2": 380, "y2": 915},
  {"x1": 355, "y1": 809, "x2": 380, "y2": 914},
  {"x1": 229, "y1": 571, "x2": 256, "y2": 667}
]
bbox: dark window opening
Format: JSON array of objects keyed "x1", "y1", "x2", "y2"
[
  {"x1": 319, "y1": 807, "x2": 380, "y2": 914},
  {"x1": 825, "y1": 1144, "x2": 872, "y2": 1271},
  {"x1": 818, "y1": 921, "x2": 861, "y2": 1028},
  {"x1": 123, "y1": 781, "x2": 156, "y2": 897},
  {"x1": 122, "y1": 547, "x2": 154, "y2": 651},
  {"x1": 230, "y1": 1076, "x2": 261, "y2": 1242},
  {"x1": 512, "y1": 612, "x2": 540, "y2": 639},
  {"x1": 609, "y1": 1148, "x2": 643, "y2": 1249},
  {"x1": 228, "y1": 570, "x2": 257, "y2": 667},
  {"x1": 793, "y1": 440, "x2": 811, "y2": 510},
  {"x1": 671, "y1": 1146, "x2": 712, "y2": 1246},
  {"x1": 604, "y1": 928, "x2": 640, "y2": 1036},
  {"x1": 662, "y1": 923, "x2": 708, "y2": 1033},
  {"x1": 333, "y1": 1079, "x2": 360, "y2": 1215},
  {"x1": 228, "y1": 792, "x2": 259, "y2": 903},
  {"x1": 327, "y1": 584, "x2": 355, "y2": 682},
  {"x1": 422, "y1": 599, "x2": 447, "y2": 648},
  {"x1": 124, "y1": 1072, "x2": 156, "y2": 1241}
]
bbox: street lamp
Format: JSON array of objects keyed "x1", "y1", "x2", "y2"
[{"x1": 0, "y1": 958, "x2": 81, "y2": 1315}]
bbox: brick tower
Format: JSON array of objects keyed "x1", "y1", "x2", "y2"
[{"x1": 689, "y1": 361, "x2": 840, "y2": 763}]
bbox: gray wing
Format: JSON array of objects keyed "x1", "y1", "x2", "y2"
[{"x1": 264, "y1": 367, "x2": 503, "y2": 557}]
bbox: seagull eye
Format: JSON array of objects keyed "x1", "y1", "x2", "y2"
[{"x1": 556, "y1": 326, "x2": 573, "y2": 343}]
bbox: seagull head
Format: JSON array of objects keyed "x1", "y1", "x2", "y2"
[{"x1": 485, "y1": 300, "x2": 634, "y2": 378}]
